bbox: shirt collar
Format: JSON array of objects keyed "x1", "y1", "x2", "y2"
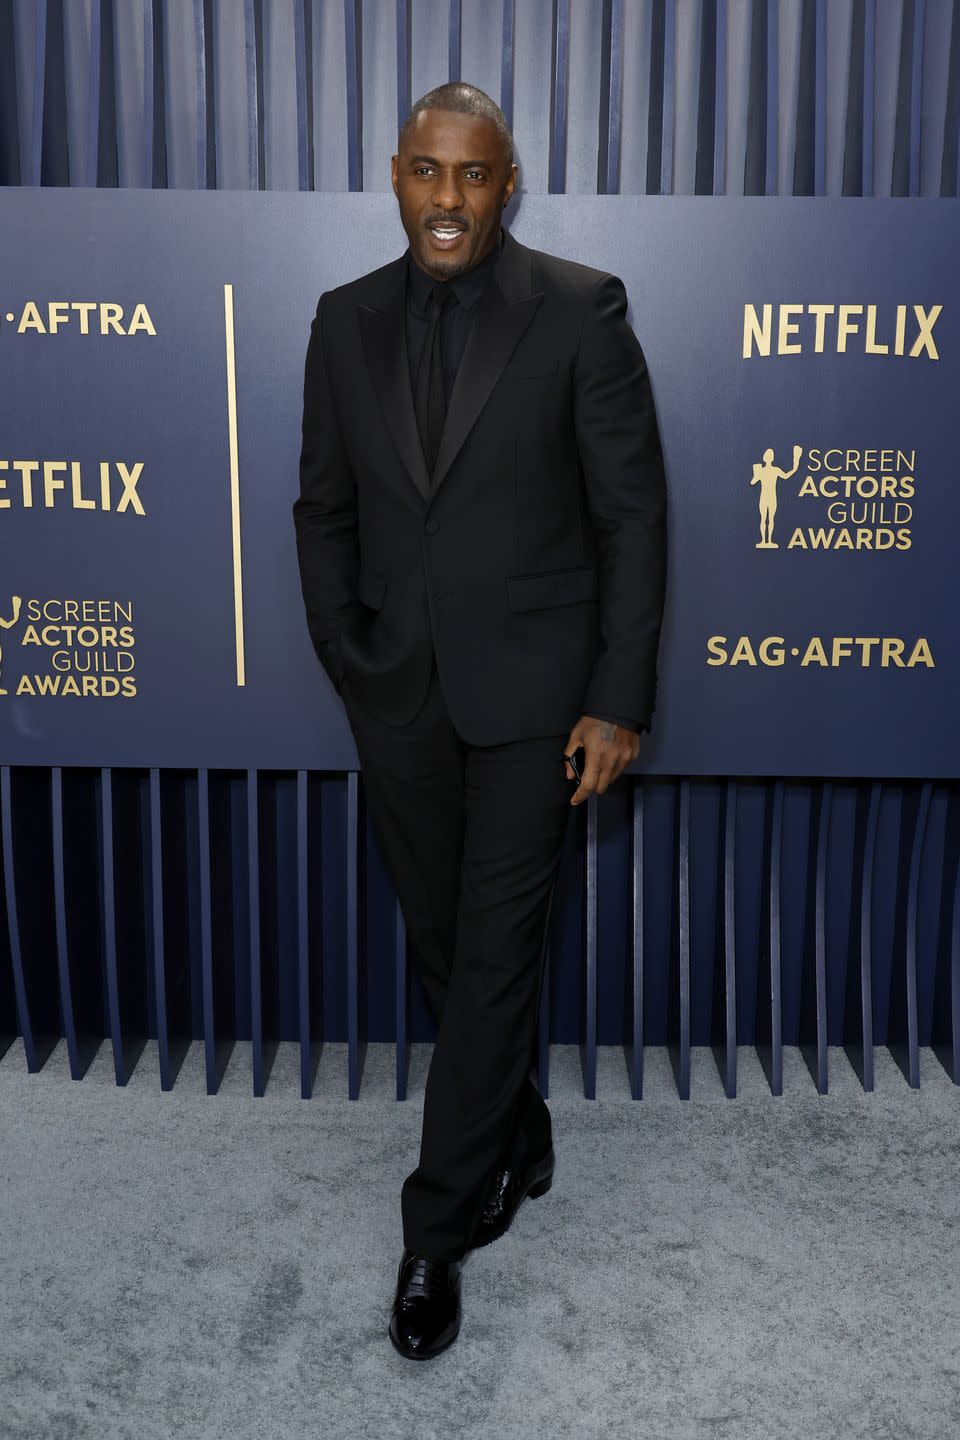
[{"x1": 405, "y1": 226, "x2": 503, "y2": 315}]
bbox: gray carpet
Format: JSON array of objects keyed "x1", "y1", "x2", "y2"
[{"x1": 1, "y1": 1039, "x2": 958, "y2": 1440}]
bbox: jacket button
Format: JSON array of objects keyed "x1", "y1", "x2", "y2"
[{"x1": 424, "y1": 519, "x2": 439, "y2": 535}]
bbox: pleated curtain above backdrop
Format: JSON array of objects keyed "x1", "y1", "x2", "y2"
[{"x1": 1, "y1": 0, "x2": 958, "y2": 196}]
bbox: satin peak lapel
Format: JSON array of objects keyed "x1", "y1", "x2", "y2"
[
  {"x1": 357, "y1": 231, "x2": 543, "y2": 506},
  {"x1": 358, "y1": 260, "x2": 432, "y2": 504}
]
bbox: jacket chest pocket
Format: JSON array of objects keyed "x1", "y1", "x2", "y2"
[{"x1": 505, "y1": 357, "x2": 560, "y2": 380}]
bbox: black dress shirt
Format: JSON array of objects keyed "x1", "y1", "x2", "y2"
[{"x1": 403, "y1": 227, "x2": 644, "y2": 738}]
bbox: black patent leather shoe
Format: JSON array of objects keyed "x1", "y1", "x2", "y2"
[
  {"x1": 470, "y1": 1145, "x2": 555, "y2": 1249},
  {"x1": 388, "y1": 1248, "x2": 462, "y2": 1360}
]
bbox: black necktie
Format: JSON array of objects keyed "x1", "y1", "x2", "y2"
[{"x1": 415, "y1": 280, "x2": 453, "y2": 481}]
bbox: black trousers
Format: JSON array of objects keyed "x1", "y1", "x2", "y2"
[{"x1": 341, "y1": 650, "x2": 574, "y2": 1261}]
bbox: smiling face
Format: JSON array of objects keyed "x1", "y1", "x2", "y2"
[{"x1": 391, "y1": 108, "x2": 518, "y2": 281}]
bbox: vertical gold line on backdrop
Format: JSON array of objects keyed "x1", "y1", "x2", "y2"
[{"x1": 223, "y1": 283, "x2": 246, "y2": 687}]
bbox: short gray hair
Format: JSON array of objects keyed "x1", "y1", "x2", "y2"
[{"x1": 399, "y1": 82, "x2": 514, "y2": 170}]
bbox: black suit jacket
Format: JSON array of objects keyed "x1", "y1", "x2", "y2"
[{"x1": 293, "y1": 224, "x2": 667, "y2": 747}]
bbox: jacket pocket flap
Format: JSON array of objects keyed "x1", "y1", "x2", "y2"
[
  {"x1": 506, "y1": 565, "x2": 597, "y2": 612},
  {"x1": 357, "y1": 568, "x2": 387, "y2": 610}
]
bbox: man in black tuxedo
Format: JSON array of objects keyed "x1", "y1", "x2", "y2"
[{"x1": 293, "y1": 81, "x2": 667, "y2": 1360}]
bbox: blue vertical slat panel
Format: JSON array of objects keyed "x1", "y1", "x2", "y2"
[
  {"x1": 927, "y1": 793, "x2": 958, "y2": 1081},
  {"x1": 849, "y1": 782, "x2": 880, "y2": 1090},
  {"x1": 346, "y1": 771, "x2": 365, "y2": 1098},
  {"x1": 500, "y1": 0, "x2": 515, "y2": 130},
  {"x1": 308, "y1": 771, "x2": 326, "y2": 1088},
  {"x1": 149, "y1": 768, "x2": 173, "y2": 1088},
  {"x1": 718, "y1": 779, "x2": 737, "y2": 1097},
  {"x1": 147, "y1": 771, "x2": 195, "y2": 1082},
  {"x1": 62, "y1": 770, "x2": 103, "y2": 1074},
  {"x1": 899, "y1": 781, "x2": 931, "y2": 1088},
  {"x1": 395, "y1": 896, "x2": 410, "y2": 1100},
  {"x1": 100, "y1": 768, "x2": 124, "y2": 1084},
  {"x1": 265, "y1": 774, "x2": 294, "y2": 1092},
  {"x1": 1, "y1": 768, "x2": 40, "y2": 1068},
  {"x1": 671, "y1": 778, "x2": 691, "y2": 1099},
  {"x1": 138, "y1": 772, "x2": 157, "y2": 1047},
  {"x1": 200, "y1": 769, "x2": 241, "y2": 1092},
  {"x1": 770, "y1": 779, "x2": 783, "y2": 1094},
  {"x1": 50, "y1": 768, "x2": 81, "y2": 1078},
  {"x1": 18, "y1": 771, "x2": 61, "y2": 1062},
  {"x1": 297, "y1": 769, "x2": 312, "y2": 1098},
  {"x1": 757, "y1": 779, "x2": 784, "y2": 1095},
  {"x1": 0, "y1": 766, "x2": 15, "y2": 1057},
  {"x1": 248, "y1": 769, "x2": 265, "y2": 1096},
  {"x1": 948, "y1": 852, "x2": 960, "y2": 1082},
  {"x1": 344, "y1": 0, "x2": 363, "y2": 190},
  {"x1": 198, "y1": 768, "x2": 220, "y2": 1093},
  {"x1": 917, "y1": 784, "x2": 948, "y2": 1051},
  {"x1": 107, "y1": 768, "x2": 151, "y2": 1084},
  {"x1": 224, "y1": 776, "x2": 250, "y2": 1066},
  {"x1": 626, "y1": 780, "x2": 644, "y2": 1099},
  {"x1": 184, "y1": 773, "x2": 202, "y2": 1068},
  {"x1": 579, "y1": 795, "x2": 598, "y2": 1099},
  {"x1": 548, "y1": 0, "x2": 570, "y2": 193},
  {"x1": 813, "y1": 781, "x2": 832, "y2": 1092}
]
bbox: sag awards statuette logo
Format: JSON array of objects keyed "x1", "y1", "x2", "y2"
[
  {"x1": 712, "y1": 446, "x2": 933, "y2": 669},
  {"x1": 0, "y1": 597, "x2": 137, "y2": 699},
  {"x1": 747, "y1": 446, "x2": 917, "y2": 551}
]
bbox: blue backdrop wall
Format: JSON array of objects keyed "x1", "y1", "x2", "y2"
[{"x1": 1, "y1": 0, "x2": 959, "y2": 1103}]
